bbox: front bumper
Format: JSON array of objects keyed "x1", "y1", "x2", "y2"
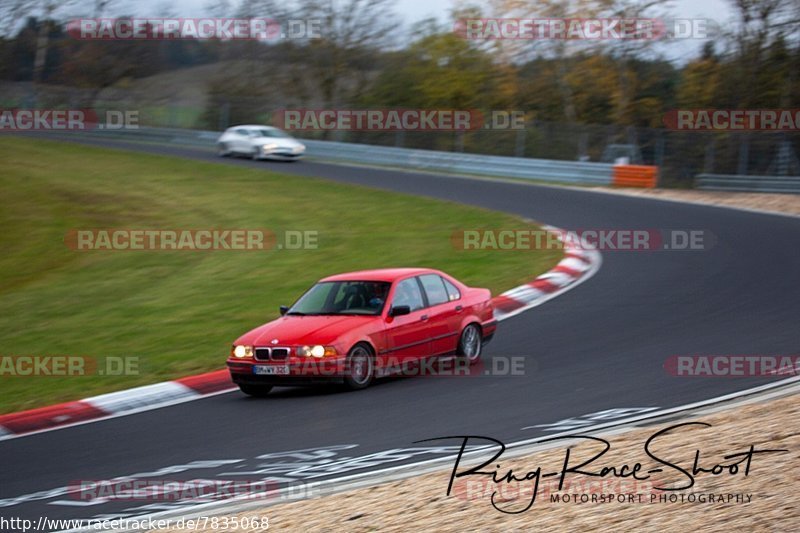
[
  {"x1": 261, "y1": 153, "x2": 304, "y2": 161},
  {"x1": 254, "y1": 148, "x2": 305, "y2": 160},
  {"x1": 227, "y1": 356, "x2": 347, "y2": 386}
]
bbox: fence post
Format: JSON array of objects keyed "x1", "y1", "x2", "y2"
[
  {"x1": 703, "y1": 136, "x2": 715, "y2": 173},
  {"x1": 168, "y1": 99, "x2": 177, "y2": 128},
  {"x1": 736, "y1": 135, "x2": 749, "y2": 176},
  {"x1": 577, "y1": 132, "x2": 588, "y2": 161},
  {"x1": 654, "y1": 131, "x2": 664, "y2": 168},
  {"x1": 515, "y1": 128, "x2": 526, "y2": 157},
  {"x1": 218, "y1": 101, "x2": 230, "y2": 131}
]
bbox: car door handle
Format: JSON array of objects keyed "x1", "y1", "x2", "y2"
[
  {"x1": 455, "y1": 305, "x2": 463, "y2": 312},
  {"x1": 420, "y1": 314, "x2": 429, "y2": 321}
]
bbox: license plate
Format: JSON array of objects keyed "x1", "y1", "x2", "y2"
[{"x1": 253, "y1": 365, "x2": 289, "y2": 375}]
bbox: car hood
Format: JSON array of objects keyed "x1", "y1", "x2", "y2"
[
  {"x1": 252, "y1": 136, "x2": 304, "y2": 149},
  {"x1": 235, "y1": 315, "x2": 377, "y2": 347}
]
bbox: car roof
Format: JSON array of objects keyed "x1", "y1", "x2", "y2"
[
  {"x1": 229, "y1": 125, "x2": 277, "y2": 130},
  {"x1": 320, "y1": 268, "x2": 439, "y2": 283}
]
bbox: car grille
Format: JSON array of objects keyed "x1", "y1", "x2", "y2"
[
  {"x1": 271, "y1": 348, "x2": 290, "y2": 360},
  {"x1": 254, "y1": 347, "x2": 290, "y2": 361}
]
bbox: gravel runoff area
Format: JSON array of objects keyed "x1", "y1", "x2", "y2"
[
  {"x1": 593, "y1": 187, "x2": 800, "y2": 216},
  {"x1": 149, "y1": 385, "x2": 799, "y2": 533}
]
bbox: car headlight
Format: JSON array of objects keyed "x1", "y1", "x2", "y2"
[
  {"x1": 232, "y1": 345, "x2": 254, "y2": 358},
  {"x1": 292, "y1": 145, "x2": 305, "y2": 154},
  {"x1": 262, "y1": 143, "x2": 278, "y2": 151},
  {"x1": 297, "y1": 345, "x2": 337, "y2": 358}
]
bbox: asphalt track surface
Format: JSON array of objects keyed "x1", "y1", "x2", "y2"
[{"x1": 1, "y1": 134, "x2": 799, "y2": 529}]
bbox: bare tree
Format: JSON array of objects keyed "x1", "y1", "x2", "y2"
[
  {"x1": 0, "y1": 0, "x2": 27, "y2": 36},
  {"x1": 727, "y1": 0, "x2": 797, "y2": 56},
  {"x1": 482, "y1": 0, "x2": 671, "y2": 124},
  {"x1": 237, "y1": 0, "x2": 396, "y2": 107},
  {"x1": 0, "y1": 0, "x2": 80, "y2": 81},
  {"x1": 204, "y1": 0, "x2": 235, "y2": 18}
]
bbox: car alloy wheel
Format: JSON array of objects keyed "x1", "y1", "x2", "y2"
[
  {"x1": 217, "y1": 142, "x2": 230, "y2": 157},
  {"x1": 458, "y1": 324, "x2": 482, "y2": 364},
  {"x1": 344, "y1": 344, "x2": 374, "y2": 390}
]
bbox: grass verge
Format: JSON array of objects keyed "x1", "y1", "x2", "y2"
[{"x1": 0, "y1": 136, "x2": 560, "y2": 413}]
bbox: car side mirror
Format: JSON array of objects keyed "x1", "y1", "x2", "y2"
[
  {"x1": 389, "y1": 305, "x2": 410, "y2": 317},
  {"x1": 279, "y1": 305, "x2": 289, "y2": 316}
]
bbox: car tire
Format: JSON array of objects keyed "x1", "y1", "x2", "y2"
[
  {"x1": 217, "y1": 142, "x2": 231, "y2": 157},
  {"x1": 238, "y1": 384, "x2": 273, "y2": 397},
  {"x1": 456, "y1": 323, "x2": 482, "y2": 365},
  {"x1": 251, "y1": 147, "x2": 261, "y2": 160},
  {"x1": 343, "y1": 343, "x2": 375, "y2": 390}
]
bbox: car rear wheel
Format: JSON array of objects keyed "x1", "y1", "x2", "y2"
[
  {"x1": 343, "y1": 343, "x2": 374, "y2": 390},
  {"x1": 217, "y1": 142, "x2": 231, "y2": 157},
  {"x1": 457, "y1": 323, "x2": 482, "y2": 364},
  {"x1": 238, "y1": 384, "x2": 273, "y2": 397}
]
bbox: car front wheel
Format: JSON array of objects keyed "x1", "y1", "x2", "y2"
[
  {"x1": 217, "y1": 142, "x2": 231, "y2": 157},
  {"x1": 343, "y1": 343, "x2": 374, "y2": 390},
  {"x1": 457, "y1": 323, "x2": 482, "y2": 364}
]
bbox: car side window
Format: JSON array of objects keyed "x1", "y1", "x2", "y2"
[
  {"x1": 234, "y1": 128, "x2": 249, "y2": 136},
  {"x1": 419, "y1": 274, "x2": 449, "y2": 306},
  {"x1": 392, "y1": 278, "x2": 425, "y2": 312},
  {"x1": 442, "y1": 277, "x2": 461, "y2": 301}
]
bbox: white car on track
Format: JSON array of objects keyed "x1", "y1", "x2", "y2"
[{"x1": 217, "y1": 125, "x2": 306, "y2": 161}]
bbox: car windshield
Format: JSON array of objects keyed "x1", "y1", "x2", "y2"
[
  {"x1": 251, "y1": 128, "x2": 290, "y2": 138},
  {"x1": 287, "y1": 281, "x2": 390, "y2": 316}
]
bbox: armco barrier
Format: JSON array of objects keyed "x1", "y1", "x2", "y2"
[
  {"x1": 299, "y1": 140, "x2": 616, "y2": 184},
  {"x1": 696, "y1": 173, "x2": 800, "y2": 194},
  {"x1": 82, "y1": 126, "x2": 218, "y2": 148},
  {"x1": 612, "y1": 164, "x2": 658, "y2": 188},
  {"x1": 80, "y1": 126, "x2": 619, "y2": 185}
]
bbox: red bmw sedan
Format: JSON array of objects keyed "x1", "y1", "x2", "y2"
[{"x1": 227, "y1": 268, "x2": 496, "y2": 396}]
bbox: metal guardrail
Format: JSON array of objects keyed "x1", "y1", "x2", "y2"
[
  {"x1": 23, "y1": 125, "x2": 800, "y2": 192},
  {"x1": 697, "y1": 173, "x2": 800, "y2": 194},
  {"x1": 83, "y1": 126, "x2": 218, "y2": 147},
  {"x1": 82, "y1": 126, "x2": 616, "y2": 185},
  {"x1": 300, "y1": 139, "x2": 615, "y2": 184}
]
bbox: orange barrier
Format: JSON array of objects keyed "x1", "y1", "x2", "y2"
[{"x1": 612, "y1": 165, "x2": 659, "y2": 188}]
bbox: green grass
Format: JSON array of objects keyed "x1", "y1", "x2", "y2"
[{"x1": 0, "y1": 137, "x2": 560, "y2": 413}]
